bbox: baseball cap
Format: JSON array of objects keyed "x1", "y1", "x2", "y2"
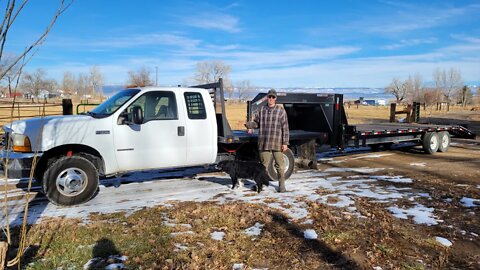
[{"x1": 267, "y1": 89, "x2": 277, "y2": 97}]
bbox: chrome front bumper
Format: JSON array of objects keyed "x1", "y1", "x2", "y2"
[{"x1": 0, "y1": 150, "x2": 42, "y2": 179}]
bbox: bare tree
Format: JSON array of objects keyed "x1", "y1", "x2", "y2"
[
  {"x1": 0, "y1": 53, "x2": 21, "y2": 96},
  {"x1": 0, "y1": 0, "x2": 74, "y2": 81},
  {"x1": 385, "y1": 77, "x2": 408, "y2": 103},
  {"x1": 21, "y1": 68, "x2": 48, "y2": 98},
  {"x1": 457, "y1": 85, "x2": 473, "y2": 107},
  {"x1": 406, "y1": 74, "x2": 423, "y2": 102},
  {"x1": 62, "y1": 71, "x2": 75, "y2": 95},
  {"x1": 127, "y1": 67, "x2": 153, "y2": 87},
  {"x1": 89, "y1": 66, "x2": 103, "y2": 97},
  {"x1": 434, "y1": 68, "x2": 463, "y2": 110},
  {"x1": 419, "y1": 87, "x2": 438, "y2": 108},
  {"x1": 76, "y1": 73, "x2": 89, "y2": 98},
  {"x1": 236, "y1": 80, "x2": 254, "y2": 101},
  {"x1": 194, "y1": 60, "x2": 234, "y2": 98}
]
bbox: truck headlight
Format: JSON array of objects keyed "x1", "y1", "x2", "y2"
[{"x1": 12, "y1": 134, "x2": 32, "y2": 152}]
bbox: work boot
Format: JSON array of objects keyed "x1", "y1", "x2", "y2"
[{"x1": 278, "y1": 172, "x2": 286, "y2": 193}]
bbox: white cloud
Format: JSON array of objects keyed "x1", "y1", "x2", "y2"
[
  {"x1": 181, "y1": 13, "x2": 241, "y2": 33},
  {"x1": 91, "y1": 33, "x2": 201, "y2": 49},
  {"x1": 173, "y1": 46, "x2": 360, "y2": 69},
  {"x1": 364, "y1": 3, "x2": 480, "y2": 34},
  {"x1": 49, "y1": 33, "x2": 201, "y2": 50},
  {"x1": 382, "y1": 38, "x2": 437, "y2": 50}
]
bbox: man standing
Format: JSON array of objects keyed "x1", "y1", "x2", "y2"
[{"x1": 247, "y1": 89, "x2": 289, "y2": 192}]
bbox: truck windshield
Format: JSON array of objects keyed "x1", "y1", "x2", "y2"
[{"x1": 90, "y1": 89, "x2": 140, "y2": 116}]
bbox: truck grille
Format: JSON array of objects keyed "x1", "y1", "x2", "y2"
[{"x1": 1, "y1": 131, "x2": 9, "y2": 148}]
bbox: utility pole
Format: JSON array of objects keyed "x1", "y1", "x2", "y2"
[{"x1": 155, "y1": 66, "x2": 158, "y2": 86}]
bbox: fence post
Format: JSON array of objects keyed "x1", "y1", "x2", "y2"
[
  {"x1": 62, "y1": 99, "x2": 73, "y2": 115},
  {"x1": 389, "y1": 103, "x2": 396, "y2": 122},
  {"x1": 413, "y1": 102, "x2": 420, "y2": 123}
]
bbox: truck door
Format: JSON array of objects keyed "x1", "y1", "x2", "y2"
[
  {"x1": 183, "y1": 91, "x2": 217, "y2": 165},
  {"x1": 113, "y1": 91, "x2": 187, "y2": 171}
]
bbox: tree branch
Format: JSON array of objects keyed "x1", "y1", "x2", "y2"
[{"x1": 0, "y1": 0, "x2": 74, "y2": 80}]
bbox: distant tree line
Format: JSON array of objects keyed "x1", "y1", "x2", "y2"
[
  {"x1": 126, "y1": 60, "x2": 256, "y2": 102},
  {"x1": 0, "y1": 60, "x2": 105, "y2": 100},
  {"x1": 385, "y1": 68, "x2": 475, "y2": 110}
]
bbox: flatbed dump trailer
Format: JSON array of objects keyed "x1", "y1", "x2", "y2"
[
  {"x1": 191, "y1": 80, "x2": 475, "y2": 179},
  {"x1": 246, "y1": 92, "x2": 476, "y2": 155}
]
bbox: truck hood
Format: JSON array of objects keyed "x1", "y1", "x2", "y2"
[{"x1": 4, "y1": 115, "x2": 111, "y2": 151}]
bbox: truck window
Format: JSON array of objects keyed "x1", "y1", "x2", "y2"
[
  {"x1": 90, "y1": 89, "x2": 140, "y2": 116},
  {"x1": 184, "y1": 92, "x2": 206, "y2": 119},
  {"x1": 127, "y1": 91, "x2": 178, "y2": 122}
]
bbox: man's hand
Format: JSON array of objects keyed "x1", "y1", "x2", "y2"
[
  {"x1": 245, "y1": 121, "x2": 258, "y2": 129},
  {"x1": 281, "y1": 145, "x2": 288, "y2": 152}
]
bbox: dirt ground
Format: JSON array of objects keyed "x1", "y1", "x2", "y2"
[{"x1": 315, "y1": 139, "x2": 480, "y2": 268}]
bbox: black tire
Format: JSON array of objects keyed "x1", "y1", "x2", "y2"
[
  {"x1": 422, "y1": 132, "x2": 439, "y2": 154},
  {"x1": 267, "y1": 148, "x2": 295, "y2": 181},
  {"x1": 42, "y1": 155, "x2": 99, "y2": 206},
  {"x1": 437, "y1": 131, "x2": 451, "y2": 152}
]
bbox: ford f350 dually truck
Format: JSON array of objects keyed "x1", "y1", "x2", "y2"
[
  {"x1": 0, "y1": 79, "x2": 322, "y2": 205},
  {"x1": 1, "y1": 79, "x2": 475, "y2": 206}
]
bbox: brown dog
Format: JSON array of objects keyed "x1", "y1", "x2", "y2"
[{"x1": 217, "y1": 160, "x2": 270, "y2": 193}]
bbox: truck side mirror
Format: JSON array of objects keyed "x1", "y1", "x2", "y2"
[{"x1": 131, "y1": 105, "x2": 144, "y2": 124}]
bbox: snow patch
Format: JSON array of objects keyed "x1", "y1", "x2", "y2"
[
  {"x1": 174, "y1": 243, "x2": 188, "y2": 251},
  {"x1": 106, "y1": 263, "x2": 125, "y2": 270},
  {"x1": 410, "y1": 162, "x2": 426, "y2": 167},
  {"x1": 324, "y1": 167, "x2": 385, "y2": 173},
  {"x1": 211, "y1": 231, "x2": 225, "y2": 241},
  {"x1": 435, "y1": 236, "x2": 453, "y2": 247},
  {"x1": 232, "y1": 263, "x2": 245, "y2": 270},
  {"x1": 304, "y1": 229, "x2": 318, "y2": 240},
  {"x1": 460, "y1": 197, "x2": 479, "y2": 207},
  {"x1": 351, "y1": 153, "x2": 393, "y2": 159},
  {"x1": 387, "y1": 204, "x2": 440, "y2": 225},
  {"x1": 370, "y1": 175, "x2": 413, "y2": 183},
  {"x1": 244, "y1": 223, "x2": 264, "y2": 237}
]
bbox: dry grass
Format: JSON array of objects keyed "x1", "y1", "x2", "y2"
[{"x1": 9, "y1": 199, "x2": 468, "y2": 269}]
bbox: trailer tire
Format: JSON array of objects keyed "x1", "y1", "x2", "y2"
[
  {"x1": 437, "y1": 131, "x2": 451, "y2": 152},
  {"x1": 422, "y1": 132, "x2": 439, "y2": 154},
  {"x1": 267, "y1": 148, "x2": 295, "y2": 181},
  {"x1": 42, "y1": 155, "x2": 99, "y2": 206}
]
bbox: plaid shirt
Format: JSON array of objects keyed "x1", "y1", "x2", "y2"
[{"x1": 253, "y1": 104, "x2": 289, "y2": 151}]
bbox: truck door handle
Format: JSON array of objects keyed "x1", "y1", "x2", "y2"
[{"x1": 178, "y1": 126, "x2": 185, "y2": 136}]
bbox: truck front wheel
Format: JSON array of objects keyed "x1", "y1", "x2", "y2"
[
  {"x1": 267, "y1": 148, "x2": 295, "y2": 181},
  {"x1": 43, "y1": 155, "x2": 99, "y2": 206}
]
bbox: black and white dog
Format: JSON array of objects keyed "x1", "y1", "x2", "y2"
[{"x1": 217, "y1": 160, "x2": 271, "y2": 193}]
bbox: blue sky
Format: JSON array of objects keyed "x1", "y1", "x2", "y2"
[{"x1": 6, "y1": 0, "x2": 480, "y2": 87}]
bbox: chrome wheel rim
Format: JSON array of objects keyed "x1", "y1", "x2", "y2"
[
  {"x1": 56, "y1": 167, "x2": 88, "y2": 197},
  {"x1": 430, "y1": 135, "x2": 439, "y2": 150},
  {"x1": 283, "y1": 154, "x2": 290, "y2": 174},
  {"x1": 441, "y1": 134, "x2": 449, "y2": 148}
]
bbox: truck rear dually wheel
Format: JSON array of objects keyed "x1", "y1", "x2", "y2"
[
  {"x1": 43, "y1": 155, "x2": 99, "y2": 206},
  {"x1": 267, "y1": 148, "x2": 295, "y2": 181}
]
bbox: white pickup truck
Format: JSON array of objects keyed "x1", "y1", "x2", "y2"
[
  {"x1": 2, "y1": 86, "x2": 221, "y2": 205},
  {"x1": 1, "y1": 80, "x2": 320, "y2": 206}
]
